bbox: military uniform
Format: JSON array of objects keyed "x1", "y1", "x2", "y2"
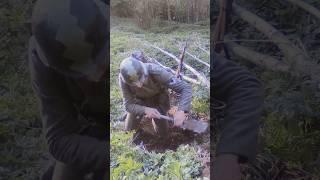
[
  {"x1": 119, "y1": 62, "x2": 193, "y2": 137},
  {"x1": 29, "y1": 0, "x2": 109, "y2": 179},
  {"x1": 212, "y1": 52, "x2": 264, "y2": 163}
]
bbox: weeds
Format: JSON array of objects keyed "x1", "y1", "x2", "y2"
[{"x1": 110, "y1": 131, "x2": 203, "y2": 180}]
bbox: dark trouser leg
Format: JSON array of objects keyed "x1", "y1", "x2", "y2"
[
  {"x1": 52, "y1": 161, "x2": 86, "y2": 180},
  {"x1": 124, "y1": 113, "x2": 142, "y2": 131}
]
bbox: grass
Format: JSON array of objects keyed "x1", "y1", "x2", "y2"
[{"x1": 0, "y1": 1, "x2": 47, "y2": 179}]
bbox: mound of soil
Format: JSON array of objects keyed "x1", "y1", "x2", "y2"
[{"x1": 132, "y1": 126, "x2": 198, "y2": 153}]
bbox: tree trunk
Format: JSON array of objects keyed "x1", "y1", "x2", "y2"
[
  {"x1": 195, "y1": 0, "x2": 199, "y2": 22},
  {"x1": 187, "y1": 0, "x2": 191, "y2": 23},
  {"x1": 167, "y1": 0, "x2": 172, "y2": 21}
]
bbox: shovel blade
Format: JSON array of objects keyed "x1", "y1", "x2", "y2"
[{"x1": 181, "y1": 119, "x2": 208, "y2": 134}]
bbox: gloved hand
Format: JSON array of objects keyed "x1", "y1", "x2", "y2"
[
  {"x1": 144, "y1": 107, "x2": 161, "y2": 119},
  {"x1": 173, "y1": 110, "x2": 186, "y2": 127},
  {"x1": 213, "y1": 154, "x2": 241, "y2": 180}
]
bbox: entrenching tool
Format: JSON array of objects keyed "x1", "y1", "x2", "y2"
[{"x1": 159, "y1": 115, "x2": 208, "y2": 134}]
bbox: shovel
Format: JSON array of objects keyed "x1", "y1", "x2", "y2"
[{"x1": 159, "y1": 115, "x2": 208, "y2": 134}]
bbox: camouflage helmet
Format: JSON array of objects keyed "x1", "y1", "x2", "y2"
[
  {"x1": 131, "y1": 50, "x2": 147, "y2": 63},
  {"x1": 120, "y1": 57, "x2": 148, "y2": 85},
  {"x1": 32, "y1": 0, "x2": 109, "y2": 80}
]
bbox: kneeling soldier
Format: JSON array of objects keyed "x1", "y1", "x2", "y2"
[{"x1": 119, "y1": 53, "x2": 193, "y2": 138}]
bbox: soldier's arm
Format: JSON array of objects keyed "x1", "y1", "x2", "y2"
[
  {"x1": 29, "y1": 39, "x2": 107, "y2": 171},
  {"x1": 119, "y1": 76, "x2": 146, "y2": 115},
  {"x1": 151, "y1": 64, "x2": 193, "y2": 112},
  {"x1": 212, "y1": 52, "x2": 264, "y2": 163}
]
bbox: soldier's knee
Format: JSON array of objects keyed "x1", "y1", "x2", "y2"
[{"x1": 124, "y1": 113, "x2": 142, "y2": 131}]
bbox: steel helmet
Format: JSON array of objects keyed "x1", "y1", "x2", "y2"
[
  {"x1": 32, "y1": 0, "x2": 109, "y2": 80},
  {"x1": 119, "y1": 57, "x2": 148, "y2": 86}
]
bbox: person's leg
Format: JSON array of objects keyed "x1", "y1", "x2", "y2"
[
  {"x1": 52, "y1": 161, "x2": 86, "y2": 180},
  {"x1": 124, "y1": 113, "x2": 142, "y2": 131}
]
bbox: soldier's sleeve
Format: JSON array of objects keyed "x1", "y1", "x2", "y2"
[
  {"x1": 28, "y1": 37, "x2": 107, "y2": 171},
  {"x1": 118, "y1": 75, "x2": 146, "y2": 115},
  {"x1": 212, "y1": 52, "x2": 264, "y2": 163},
  {"x1": 150, "y1": 64, "x2": 193, "y2": 112}
]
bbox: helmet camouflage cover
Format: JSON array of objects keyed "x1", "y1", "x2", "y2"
[
  {"x1": 131, "y1": 50, "x2": 147, "y2": 63},
  {"x1": 120, "y1": 57, "x2": 148, "y2": 85},
  {"x1": 32, "y1": 0, "x2": 109, "y2": 79}
]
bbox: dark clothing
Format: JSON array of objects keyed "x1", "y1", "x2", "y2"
[
  {"x1": 212, "y1": 52, "x2": 264, "y2": 162},
  {"x1": 29, "y1": 36, "x2": 107, "y2": 178}
]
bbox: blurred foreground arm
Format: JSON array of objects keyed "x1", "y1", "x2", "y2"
[{"x1": 212, "y1": 52, "x2": 264, "y2": 179}]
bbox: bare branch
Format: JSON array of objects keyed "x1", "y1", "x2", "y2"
[
  {"x1": 226, "y1": 41, "x2": 290, "y2": 72},
  {"x1": 145, "y1": 43, "x2": 210, "y2": 88},
  {"x1": 146, "y1": 56, "x2": 202, "y2": 85},
  {"x1": 185, "y1": 51, "x2": 210, "y2": 68},
  {"x1": 286, "y1": 0, "x2": 320, "y2": 20},
  {"x1": 233, "y1": 3, "x2": 320, "y2": 82},
  {"x1": 197, "y1": 45, "x2": 210, "y2": 56}
]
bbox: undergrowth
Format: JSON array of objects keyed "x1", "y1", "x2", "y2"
[{"x1": 110, "y1": 131, "x2": 204, "y2": 180}]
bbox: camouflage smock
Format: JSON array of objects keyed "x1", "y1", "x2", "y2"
[{"x1": 119, "y1": 63, "x2": 192, "y2": 115}]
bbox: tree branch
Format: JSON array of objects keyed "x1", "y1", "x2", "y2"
[
  {"x1": 226, "y1": 41, "x2": 290, "y2": 72},
  {"x1": 233, "y1": 3, "x2": 320, "y2": 82},
  {"x1": 145, "y1": 43, "x2": 210, "y2": 88},
  {"x1": 286, "y1": 0, "x2": 320, "y2": 20},
  {"x1": 185, "y1": 51, "x2": 210, "y2": 68},
  {"x1": 146, "y1": 56, "x2": 202, "y2": 85}
]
